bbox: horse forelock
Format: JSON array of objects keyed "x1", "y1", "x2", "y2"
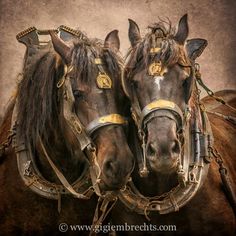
[
  {"x1": 71, "y1": 38, "x2": 123, "y2": 89},
  {"x1": 125, "y1": 20, "x2": 188, "y2": 79}
]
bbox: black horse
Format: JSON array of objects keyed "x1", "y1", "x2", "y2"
[
  {"x1": 112, "y1": 15, "x2": 236, "y2": 235},
  {"x1": 0, "y1": 27, "x2": 134, "y2": 234}
]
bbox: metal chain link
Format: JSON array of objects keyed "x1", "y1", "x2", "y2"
[
  {"x1": 0, "y1": 130, "x2": 15, "y2": 157},
  {"x1": 195, "y1": 63, "x2": 236, "y2": 113},
  {"x1": 209, "y1": 146, "x2": 226, "y2": 173}
]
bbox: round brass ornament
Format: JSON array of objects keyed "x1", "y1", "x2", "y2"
[
  {"x1": 96, "y1": 72, "x2": 112, "y2": 89},
  {"x1": 148, "y1": 61, "x2": 162, "y2": 76}
]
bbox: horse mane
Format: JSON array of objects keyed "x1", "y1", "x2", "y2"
[
  {"x1": 17, "y1": 37, "x2": 123, "y2": 149},
  {"x1": 125, "y1": 19, "x2": 188, "y2": 78},
  {"x1": 17, "y1": 44, "x2": 64, "y2": 149},
  {"x1": 71, "y1": 38, "x2": 123, "y2": 88}
]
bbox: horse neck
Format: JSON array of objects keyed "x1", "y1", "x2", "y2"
[
  {"x1": 132, "y1": 165, "x2": 178, "y2": 196},
  {"x1": 34, "y1": 116, "x2": 87, "y2": 184}
]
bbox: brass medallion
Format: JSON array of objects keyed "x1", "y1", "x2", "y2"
[
  {"x1": 148, "y1": 61, "x2": 162, "y2": 76},
  {"x1": 96, "y1": 72, "x2": 112, "y2": 89}
]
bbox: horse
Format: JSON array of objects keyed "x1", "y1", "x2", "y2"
[
  {"x1": 111, "y1": 15, "x2": 236, "y2": 235},
  {"x1": 0, "y1": 26, "x2": 134, "y2": 235}
]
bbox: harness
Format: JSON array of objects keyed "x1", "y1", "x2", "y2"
[
  {"x1": 120, "y1": 35, "x2": 215, "y2": 216},
  {"x1": 9, "y1": 26, "x2": 127, "y2": 212}
]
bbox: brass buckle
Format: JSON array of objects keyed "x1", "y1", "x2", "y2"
[
  {"x1": 94, "y1": 58, "x2": 102, "y2": 65},
  {"x1": 150, "y1": 47, "x2": 161, "y2": 54}
]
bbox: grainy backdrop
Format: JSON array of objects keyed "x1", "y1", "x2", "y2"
[{"x1": 0, "y1": 0, "x2": 236, "y2": 119}]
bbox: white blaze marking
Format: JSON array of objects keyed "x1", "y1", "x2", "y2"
[{"x1": 154, "y1": 76, "x2": 164, "y2": 90}]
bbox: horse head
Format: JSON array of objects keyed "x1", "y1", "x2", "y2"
[
  {"x1": 49, "y1": 30, "x2": 135, "y2": 193},
  {"x1": 124, "y1": 14, "x2": 207, "y2": 175}
]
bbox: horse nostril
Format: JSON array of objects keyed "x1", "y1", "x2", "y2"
[
  {"x1": 103, "y1": 159, "x2": 117, "y2": 177},
  {"x1": 171, "y1": 140, "x2": 180, "y2": 154},
  {"x1": 147, "y1": 143, "x2": 157, "y2": 157}
]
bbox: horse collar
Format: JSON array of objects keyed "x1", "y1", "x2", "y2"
[{"x1": 119, "y1": 108, "x2": 213, "y2": 216}]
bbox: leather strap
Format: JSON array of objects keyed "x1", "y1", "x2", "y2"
[
  {"x1": 86, "y1": 114, "x2": 127, "y2": 135},
  {"x1": 39, "y1": 136, "x2": 89, "y2": 199},
  {"x1": 140, "y1": 99, "x2": 183, "y2": 128}
]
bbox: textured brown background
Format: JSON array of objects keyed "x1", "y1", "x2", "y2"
[{"x1": 0, "y1": 0, "x2": 236, "y2": 118}]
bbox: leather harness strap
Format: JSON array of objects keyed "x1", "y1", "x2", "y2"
[
  {"x1": 86, "y1": 114, "x2": 127, "y2": 136},
  {"x1": 13, "y1": 26, "x2": 127, "y2": 202},
  {"x1": 140, "y1": 99, "x2": 184, "y2": 129},
  {"x1": 39, "y1": 136, "x2": 89, "y2": 199}
]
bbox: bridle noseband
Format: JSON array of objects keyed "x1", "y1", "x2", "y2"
[{"x1": 86, "y1": 113, "x2": 127, "y2": 136}]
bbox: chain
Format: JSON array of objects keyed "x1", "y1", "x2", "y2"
[
  {"x1": 0, "y1": 130, "x2": 15, "y2": 157},
  {"x1": 195, "y1": 63, "x2": 236, "y2": 113},
  {"x1": 209, "y1": 146, "x2": 226, "y2": 173}
]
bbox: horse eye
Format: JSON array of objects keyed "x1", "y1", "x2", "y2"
[
  {"x1": 131, "y1": 80, "x2": 138, "y2": 89},
  {"x1": 73, "y1": 90, "x2": 84, "y2": 99}
]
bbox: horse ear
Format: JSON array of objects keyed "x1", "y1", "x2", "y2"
[
  {"x1": 49, "y1": 31, "x2": 73, "y2": 65},
  {"x1": 184, "y1": 76, "x2": 194, "y2": 103},
  {"x1": 104, "y1": 30, "x2": 120, "y2": 52},
  {"x1": 174, "y1": 14, "x2": 189, "y2": 45},
  {"x1": 186, "y1": 38, "x2": 208, "y2": 60},
  {"x1": 128, "y1": 19, "x2": 141, "y2": 47}
]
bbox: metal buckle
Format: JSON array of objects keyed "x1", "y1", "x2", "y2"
[
  {"x1": 188, "y1": 165, "x2": 199, "y2": 184},
  {"x1": 94, "y1": 58, "x2": 102, "y2": 65},
  {"x1": 150, "y1": 47, "x2": 161, "y2": 54}
]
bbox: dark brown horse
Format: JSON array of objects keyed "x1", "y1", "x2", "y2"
[
  {"x1": 0, "y1": 27, "x2": 134, "y2": 235},
  {"x1": 112, "y1": 15, "x2": 236, "y2": 235}
]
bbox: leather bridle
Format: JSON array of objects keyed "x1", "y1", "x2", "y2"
[
  {"x1": 13, "y1": 25, "x2": 128, "y2": 202},
  {"x1": 122, "y1": 45, "x2": 192, "y2": 177},
  {"x1": 56, "y1": 55, "x2": 128, "y2": 197},
  {"x1": 119, "y1": 33, "x2": 213, "y2": 216}
]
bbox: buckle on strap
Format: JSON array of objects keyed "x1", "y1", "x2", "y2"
[{"x1": 86, "y1": 114, "x2": 127, "y2": 135}]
